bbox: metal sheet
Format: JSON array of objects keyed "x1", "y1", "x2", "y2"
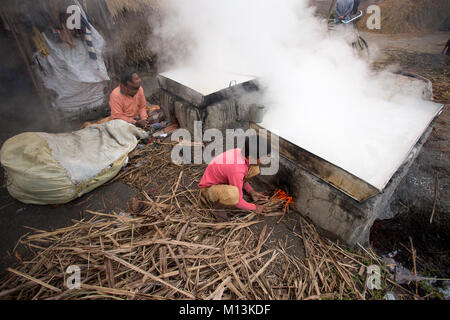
[
  {"x1": 252, "y1": 123, "x2": 380, "y2": 202},
  {"x1": 260, "y1": 74, "x2": 443, "y2": 192},
  {"x1": 158, "y1": 67, "x2": 256, "y2": 107}
]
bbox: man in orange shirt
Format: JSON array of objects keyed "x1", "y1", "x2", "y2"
[{"x1": 109, "y1": 69, "x2": 149, "y2": 128}]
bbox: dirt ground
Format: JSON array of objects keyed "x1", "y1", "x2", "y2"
[
  {"x1": 362, "y1": 31, "x2": 450, "y2": 282},
  {"x1": 0, "y1": 29, "x2": 138, "y2": 276},
  {"x1": 362, "y1": 31, "x2": 450, "y2": 56}
]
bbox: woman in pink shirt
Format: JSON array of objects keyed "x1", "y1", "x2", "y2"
[{"x1": 199, "y1": 136, "x2": 270, "y2": 221}]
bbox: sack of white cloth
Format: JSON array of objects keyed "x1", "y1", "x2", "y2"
[{"x1": 0, "y1": 120, "x2": 148, "y2": 205}]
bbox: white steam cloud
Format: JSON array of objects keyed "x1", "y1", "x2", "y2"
[{"x1": 150, "y1": 0, "x2": 442, "y2": 190}]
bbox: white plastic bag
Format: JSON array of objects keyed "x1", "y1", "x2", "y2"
[{"x1": 1, "y1": 120, "x2": 148, "y2": 205}]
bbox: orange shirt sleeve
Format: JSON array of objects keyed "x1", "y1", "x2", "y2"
[
  {"x1": 110, "y1": 91, "x2": 136, "y2": 124},
  {"x1": 138, "y1": 88, "x2": 148, "y2": 120}
]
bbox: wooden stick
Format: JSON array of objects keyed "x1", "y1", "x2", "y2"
[
  {"x1": 81, "y1": 284, "x2": 136, "y2": 298},
  {"x1": 430, "y1": 173, "x2": 439, "y2": 224},
  {"x1": 206, "y1": 276, "x2": 231, "y2": 300},
  {"x1": 250, "y1": 251, "x2": 279, "y2": 283},
  {"x1": 104, "y1": 253, "x2": 195, "y2": 299},
  {"x1": 327, "y1": 0, "x2": 338, "y2": 21},
  {"x1": 7, "y1": 268, "x2": 61, "y2": 293},
  {"x1": 409, "y1": 237, "x2": 418, "y2": 296}
]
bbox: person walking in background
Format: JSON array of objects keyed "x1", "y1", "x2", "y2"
[{"x1": 335, "y1": 0, "x2": 360, "y2": 21}]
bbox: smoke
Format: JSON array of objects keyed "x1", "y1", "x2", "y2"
[{"x1": 149, "y1": 0, "x2": 442, "y2": 190}]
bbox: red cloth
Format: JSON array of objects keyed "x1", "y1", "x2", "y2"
[
  {"x1": 199, "y1": 148, "x2": 256, "y2": 211},
  {"x1": 109, "y1": 86, "x2": 148, "y2": 124}
]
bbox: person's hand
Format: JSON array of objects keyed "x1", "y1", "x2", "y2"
[
  {"x1": 339, "y1": 15, "x2": 344, "y2": 20},
  {"x1": 250, "y1": 191, "x2": 268, "y2": 202},
  {"x1": 135, "y1": 119, "x2": 147, "y2": 129},
  {"x1": 254, "y1": 204, "x2": 266, "y2": 215}
]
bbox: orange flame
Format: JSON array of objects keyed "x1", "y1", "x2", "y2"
[{"x1": 272, "y1": 189, "x2": 294, "y2": 213}]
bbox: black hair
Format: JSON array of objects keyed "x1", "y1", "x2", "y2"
[
  {"x1": 241, "y1": 135, "x2": 271, "y2": 160},
  {"x1": 120, "y1": 68, "x2": 137, "y2": 85}
]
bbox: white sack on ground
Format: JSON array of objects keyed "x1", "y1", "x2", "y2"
[{"x1": 0, "y1": 120, "x2": 148, "y2": 205}]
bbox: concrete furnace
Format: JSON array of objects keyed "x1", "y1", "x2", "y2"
[{"x1": 157, "y1": 68, "x2": 443, "y2": 247}]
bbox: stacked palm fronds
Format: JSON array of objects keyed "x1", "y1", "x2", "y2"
[
  {"x1": 0, "y1": 142, "x2": 418, "y2": 300},
  {"x1": 0, "y1": 210, "x2": 388, "y2": 300},
  {"x1": 358, "y1": 0, "x2": 450, "y2": 34},
  {"x1": 105, "y1": 0, "x2": 160, "y2": 19}
]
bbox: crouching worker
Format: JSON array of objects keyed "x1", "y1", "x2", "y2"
[
  {"x1": 110, "y1": 68, "x2": 165, "y2": 130},
  {"x1": 199, "y1": 135, "x2": 270, "y2": 221}
]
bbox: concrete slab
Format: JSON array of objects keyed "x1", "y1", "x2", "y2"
[
  {"x1": 258, "y1": 124, "x2": 435, "y2": 247},
  {"x1": 157, "y1": 69, "x2": 442, "y2": 248}
]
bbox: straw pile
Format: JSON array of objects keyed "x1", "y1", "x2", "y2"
[
  {"x1": 107, "y1": 11, "x2": 156, "y2": 73},
  {"x1": 0, "y1": 142, "x2": 411, "y2": 300},
  {"x1": 104, "y1": 0, "x2": 160, "y2": 18},
  {"x1": 358, "y1": 0, "x2": 450, "y2": 34}
]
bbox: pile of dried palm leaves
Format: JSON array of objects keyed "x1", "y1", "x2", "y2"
[
  {"x1": 105, "y1": 0, "x2": 160, "y2": 19},
  {"x1": 0, "y1": 142, "x2": 411, "y2": 300}
]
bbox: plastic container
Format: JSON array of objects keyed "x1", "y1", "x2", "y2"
[{"x1": 249, "y1": 104, "x2": 266, "y2": 123}]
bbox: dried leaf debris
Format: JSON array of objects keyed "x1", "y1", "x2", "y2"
[{"x1": 0, "y1": 143, "x2": 406, "y2": 300}]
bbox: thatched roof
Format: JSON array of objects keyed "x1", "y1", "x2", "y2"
[
  {"x1": 359, "y1": 0, "x2": 450, "y2": 34},
  {"x1": 1, "y1": 0, "x2": 73, "y2": 25},
  {"x1": 0, "y1": 0, "x2": 160, "y2": 26},
  {"x1": 104, "y1": 0, "x2": 160, "y2": 18}
]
